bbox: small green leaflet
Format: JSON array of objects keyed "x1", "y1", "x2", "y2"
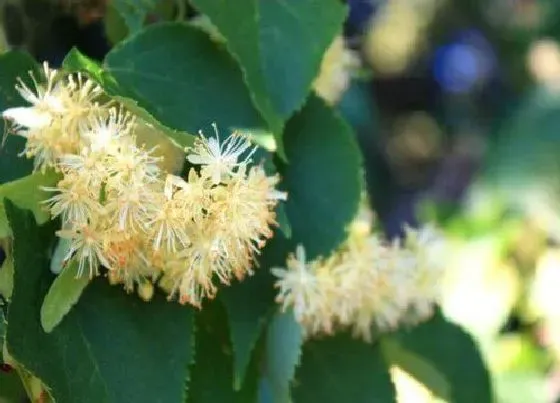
[{"x1": 40, "y1": 259, "x2": 91, "y2": 333}]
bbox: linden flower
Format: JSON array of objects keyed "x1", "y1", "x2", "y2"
[
  {"x1": 403, "y1": 225, "x2": 447, "y2": 322},
  {"x1": 3, "y1": 63, "x2": 104, "y2": 172},
  {"x1": 145, "y1": 175, "x2": 191, "y2": 253},
  {"x1": 162, "y1": 225, "x2": 228, "y2": 308},
  {"x1": 4, "y1": 63, "x2": 289, "y2": 305},
  {"x1": 169, "y1": 169, "x2": 210, "y2": 223},
  {"x1": 57, "y1": 148, "x2": 109, "y2": 188},
  {"x1": 2, "y1": 62, "x2": 63, "y2": 130},
  {"x1": 354, "y1": 244, "x2": 417, "y2": 338},
  {"x1": 328, "y1": 237, "x2": 377, "y2": 327},
  {"x1": 42, "y1": 172, "x2": 103, "y2": 226},
  {"x1": 211, "y1": 165, "x2": 287, "y2": 251},
  {"x1": 56, "y1": 72, "x2": 104, "y2": 139},
  {"x1": 307, "y1": 265, "x2": 342, "y2": 335},
  {"x1": 104, "y1": 182, "x2": 155, "y2": 231},
  {"x1": 58, "y1": 223, "x2": 111, "y2": 278},
  {"x1": 106, "y1": 137, "x2": 162, "y2": 185},
  {"x1": 272, "y1": 201, "x2": 446, "y2": 341},
  {"x1": 187, "y1": 124, "x2": 257, "y2": 184},
  {"x1": 103, "y1": 230, "x2": 154, "y2": 292},
  {"x1": 80, "y1": 107, "x2": 134, "y2": 153},
  {"x1": 153, "y1": 128, "x2": 287, "y2": 306},
  {"x1": 163, "y1": 263, "x2": 206, "y2": 308},
  {"x1": 271, "y1": 245, "x2": 327, "y2": 326},
  {"x1": 19, "y1": 120, "x2": 73, "y2": 171},
  {"x1": 65, "y1": 72, "x2": 103, "y2": 114}
]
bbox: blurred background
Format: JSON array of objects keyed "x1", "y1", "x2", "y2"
[{"x1": 2, "y1": 0, "x2": 560, "y2": 402}]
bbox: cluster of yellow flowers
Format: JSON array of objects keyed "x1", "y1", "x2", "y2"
[
  {"x1": 271, "y1": 204, "x2": 446, "y2": 341},
  {"x1": 2, "y1": 63, "x2": 287, "y2": 307}
]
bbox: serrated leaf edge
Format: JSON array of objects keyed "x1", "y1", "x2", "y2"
[
  {"x1": 265, "y1": 308, "x2": 305, "y2": 403},
  {"x1": 226, "y1": 301, "x2": 275, "y2": 391}
]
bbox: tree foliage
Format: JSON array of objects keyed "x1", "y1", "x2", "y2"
[{"x1": 0, "y1": 2, "x2": 492, "y2": 402}]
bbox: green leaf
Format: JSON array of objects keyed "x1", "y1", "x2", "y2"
[
  {"x1": 190, "y1": 0, "x2": 347, "y2": 156},
  {"x1": 0, "y1": 253, "x2": 13, "y2": 300},
  {"x1": 1, "y1": 267, "x2": 24, "y2": 403},
  {"x1": 280, "y1": 95, "x2": 363, "y2": 259},
  {"x1": 0, "y1": 308, "x2": 5, "y2": 349},
  {"x1": 105, "y1": 3, "x2": 130, "y2": 45},
  {"x1": 0, "y1": 51, "x2": 40, "y2": 184},
  {"x1": 292, "y1": 332, "x2": 397, "y2": 403},
  {"x1": 0, "y1": 368, "x2": 27, "y2": 403},
  {"x1": 220, "y1": 268, "x2": 276, "y2": 390},
  {"x1": 189, "y1": 15, "x2": 225, "y2": 43},
  {"x1": 0, "y1": 170, "x2": 59, "y2": 238},
  {"x1": 382, "y1": 310, "x2": 493, "y2": 403},
  {"x1": 188, "y1": 299, "x2": 262, "y2": 403},
  {"x1": 49, "y1": 237, "x2": 72, "y2": 275},
  {"x1": 106, "y1": 0, "x2": 177, "y2": 43},
  {"x1": 62, "y1": 48, "x2": 195, "y2": 149},
  {"x1": 5, "y1": 200, "x2": 195, "y2": 403},
  {"x1": 188, "y1": 300, "x2": 237, "y2": 403},
  {"x1": 0, "y1": 137, "x2": 33, "y2": 185},
  {"x1": 337, "y1": 80, "x2": 378, "y2": 134},
  {"x1": 112, "y1": 0, "x2": 157, "y2": 33},
  {"x1": 104, "y1": 23, "x2": 266, "y2": 146},
  {"x1": 63, "y1": 47, "x2": 107, "y2": 81},
  {"x1": 263, "y1": 309, "x2": 303, "y2": 403},
  {"x1": 258, "y1": 377, "x2": 274, "y2": 403},
  {"x1": 40, "y1": 260, "x2": 91, "y2": 333},
  {"x1": 380, "y1": 338, "x2": 449, "y2": 398},
  {"x1": 236, "y1": 333, "x2": 263, "y2": 403},
  {"x1": 276, "y1": 203, "x2": 292, "y2": 239}
]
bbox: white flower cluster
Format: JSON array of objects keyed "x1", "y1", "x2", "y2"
[
  {"x1": 3, "y1": 63, "x2": 287, "y2": 306},
  {"x1": 272, "y1": 203, "x2": 446, "y2": 341}
]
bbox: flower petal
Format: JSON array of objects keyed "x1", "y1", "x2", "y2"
[{"x1": 3, "y1": 107, "x2": 52, "y2": 129}]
